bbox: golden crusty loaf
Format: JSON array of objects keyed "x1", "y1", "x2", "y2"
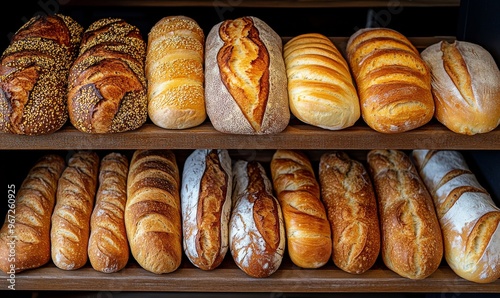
[
  {"x1": 205, "y1": 16, "x2": 290, "y2": 134},
  {"x1": 146, "y1": 16, "x2": 206, "y2": 129},
  {"x1": 367, "y1": 149, "x2": 443, "y2": 279},
  {"x1": 67, "y1": 18, "x2": 147, "y2": 133},
  {"x1": 412, "y1": 150, "x2": 500, "y2": 283},
  {"x1": 51, "y1": 151, "x2": 100, "y2": 270},
  {"x1": 283, "y1": 33, "x2": 360, "y2": 130},
  {"x1": 318, "y1": 151, "x2": 380, "y2": 274},
  {"x1": 270, "y1": 149, "x2": 332, "y2": 269},
  {"x1": 181, "y1": 149, "x2": 232, "y2": 270},
  {"x1": 88, "y1": 152, "x2": 129, "y2": 273},
  {"x1": 125, "y1": 149, "x2": 182, "y2": 274},
  {"x1": 230, "y1": 160, "x2": 285, "y2": 277},
  {"x1": 0, "y1": 155, "x2": 65, "y2": 273},
  {"x1": 347, "y1": 28, "x2": 434, "y2": 133},
  {"x1": 421, "y1": 41, "x2": 500, "y2": 135},
  {"x1": 0, "y1": 14, "x2": 83, "y2": 135}
]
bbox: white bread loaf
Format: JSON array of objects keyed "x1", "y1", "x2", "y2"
[{"x1": 412, "y1": 149, "x2": 500, "y2": 283}]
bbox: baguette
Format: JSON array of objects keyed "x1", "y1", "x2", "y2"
[
  {"x1": 366, "y1": 149, "x2": 443, "y2": 279},
  {"x1": 270, "y1": 149, "x2": 332, "y2": 268},
  {"x1": 412, "y1": 149, "x2": 500, "y2": 283}
]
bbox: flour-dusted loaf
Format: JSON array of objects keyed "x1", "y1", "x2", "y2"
[
  {"x1": 205, "y1": 16, "x2": 290, "y2": 134},
  {"x1": 88, "y1": 152, "x2": 129, "y2": 273},
  {"x1": 347, "y1": 28, "x2": 434, "y2": 133},
  {"x1": 319, "y1": 151, "x2": 380, "y2": 274},
  {"x1": 367, "y1": 149, "x2": 443, "y2": 279},
  {"x1": 412, "y1": 149, "x2": 500, "y2": 283},
  {"x1": 68, "y1": 18, "x2": 148, "y2": 133},
  {"x1": 0, "y1": 14, "x2": 83, "y2": 135},
  {"x1": 125, "y1": 149, "x2": 182, "y2": 274},
  {"x1": 421, "y1": 41, "x2": 500, "y2": 135},
  {"x1": 283, "y1": 33, "x2": 360, "y2": 130},
  {"x1": 230, "y1": 160, "x2": 285, "y2": 277},
  {"x1": 146, "y1": 16, "x2": 206, "y2": 129},
  {"x1": 51, "y1": 151, "x2": 100, "y2": 270},
  {"x1": 0, "y1": 155, "x2": 65, "y2": 273},
  {"x1": 270, "y1": 149, "x2": 332, "y2": 268},
  {"x1": 181, "y1": 149, "x2": 232, "y2": 270}
]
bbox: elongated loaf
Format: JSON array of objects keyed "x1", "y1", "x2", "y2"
[
  {"x1": 146, "y1": 16, "x2": 206, "y2": 129},
  {"x1": 421, "y1": 41, "x2": 500, "y2": 135},
  {"x1": 88, "y1": 152, "x2": 129, "y2": 273},
  {"x1": 125, "y1": 149, "x2": 182, "y2": 274},
  {"x1": 412, "y1": 149, "x2": 500, "y2": 283},
  {"x1": 181, "y1": 149, "x2": 232, "y2": 270},
  {"x1": 367, "y1": 149, "x2": 443, "y2": 279},
  {"x1": 68, "y1": 18, "x2": 147, "y2": 133},
  {"x1": 270, "y1": 149, "x2": 332, "y2": 268},
  {"x1": 205, "y1": 16, "x2": 290, "y2": 134},
  {"x1": 0, "y1": 155, "x2": 65, "y2": 273},
  {"x1": 230, "y1": 160, "x2": 285, "y2": 277},
  {"x1": 347, "y1": 28, "x2": 434, "y2": 133},
  {"x1": 0, "y1": 14, "x2": 83, "y2": 135},
  {"x1": 51, "y1": 151, "x2": 99, "y2": 270},
  {"x1": 319, "y1": 151, "x2": 380, "y2": 274},
  {"x1": 283, "y1": 33, "x2": 360, "y2": 130}
]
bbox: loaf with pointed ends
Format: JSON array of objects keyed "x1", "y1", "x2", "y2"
[
  {"x1": 230, "y1": 160, "x2": 285, "y2": 277},
  {"x1": 0, "y1": 155, "x2": 65, "y2": 273},
  {"x1": 367, "y1": 149, "x2": 443, "y2": 279},
  {"x1": 318, "y1": 151, "x2": 380, "y2": 274},
  {"x1": 181, "y1": 149, "x2": 232, "y2": 270},
  {"x1": 412, "y1": 149, "x2": 500, "y2": 283},
  {"x1": 347, "y1": 28, "x2": 434, "y2": 133},
  {"x1": 421, "y1": 41, "x2": 500, "y2": 135},
  {"x1": 0, "y1": 14, "x2": 83, "y2": 135},
  {"x1": 51, "y1": 151, "x2": 100, "y2": 270},
  {"x1": 88, "y1": 152, "x2": 129, "y2": 273},
  {"x1": 283, "y1": 33, "x2": 360, "y2": 130},
  {"x1": 270, "y1": 149, "x2": 332, "y2": 268},
  {"x1": 205, "y1": 16, "x2": 290, "y2": 134},
  {"x1": 125, "y1": 149, "x2": 182, "y2": 274},
  {"x1": 67, "y1": 18, "x2": 147, "y2": 133},
  {"x1": 146, "y1": 16, "x2": 206, "y2": 129}
]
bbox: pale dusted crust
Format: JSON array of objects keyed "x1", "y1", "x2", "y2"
[
  {"x1": 205, "y1": 16, "x2": 289, "y2": 134},
  {"x1": 181, "y1": 149, "x2": 232, "y2": 270},
  {"x1": 421, "y1": 41, "x2": 500, "y2": 135},
  {"x1": 318, "y1": 151, "x2": 380, "y2": 274},
  {"x1": 412, "y1": 149, "x2": 500, "y2": 283},
  {"x1": 0, "y1": 155, "x2": 65, "y2": 273},
  {"x1": 367, "y1": 149, "x2": 443, "y2": 280}
]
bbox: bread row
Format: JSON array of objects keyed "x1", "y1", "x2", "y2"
[
  {"x1": 1, "y1": 149, "x2": 499, "y2": 283},
  {"x1": 1, "y1": 14, "x2": 499, "y2": 136}
]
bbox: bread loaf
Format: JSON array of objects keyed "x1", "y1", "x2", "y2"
[
  {"x1": 366, "y1": 149, "x2": 443, "y2": 279},
  {"x1": 283, "y1": 33, "x2": 360, "y2": 130},
  {"x1": 181, "y1": 149, "x2": 232, "y2": 270},
  {"x1": 0, "y1": 155, "x2": 65, "y2": 273},
  {"x1": 346, "y1": 28, "x2": 434, "y2": 133},
  {"x1": 270, "y1": 149, "x2": 332, "y2": 268},
  {"x1": 421, "y1": 41, "x2": 500, "y2": 135},
  {"x1": 51, "y1": 151, "x2": 100, "y2": 270},
  {"x1": 146, "y1": 16, "x2": 206, "y2": 129},
  {"x1": 205, "y1": 16, "x2": 290, "y2": 134},
  {"x1": 318, "y1": 151, "x2": 380, "y2": 274},
  {"x1": 88, "y1": 152, "x2": 129, "y2": 273},
  {"x1": 0, "y1": 14, "x2": 83, "y2": 135},
  {"x1": 125, "y1": 149, "x2": 182, "y2": 274},
  {"x1": 67, "y1": 18, "x2": 147, "y2": 133},
  {"x1": 412, "y1": 149, "x2": 500, "y2": 283},
  {"x1": 230, "y1": 160, "x2": 285, "y2": 277}
]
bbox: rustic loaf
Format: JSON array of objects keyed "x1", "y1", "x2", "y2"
[
  {"x1": 205, "y1": 16, "x2": 290, "y2": 134},
  {"x1": 412, "y1": 149, "x2": 500, "y2": 283}
]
